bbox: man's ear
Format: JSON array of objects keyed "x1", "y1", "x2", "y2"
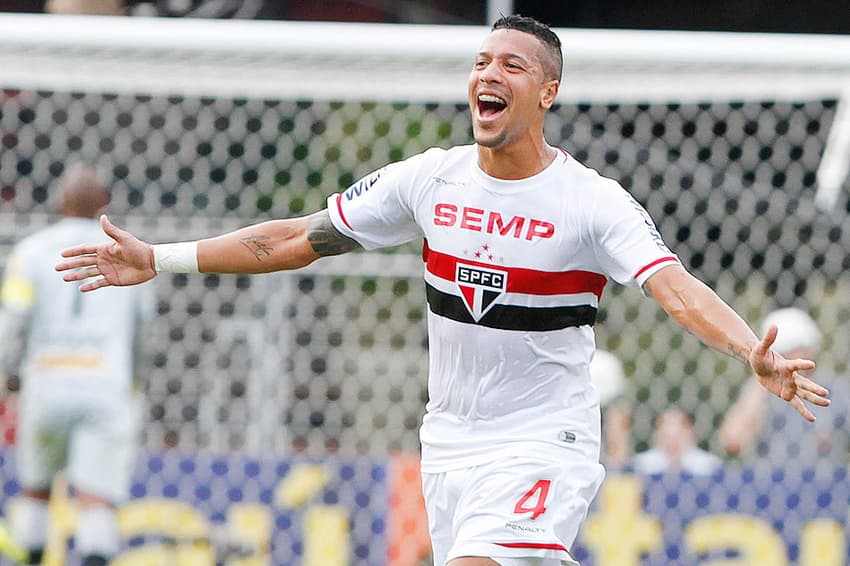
[{"x1": 540, "y1": 80, "x2": 559, "y2": 110}]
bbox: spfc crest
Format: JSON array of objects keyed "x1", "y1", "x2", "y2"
[{"x1": 455, "y1": 263, "x2": 508, "y2": 321}]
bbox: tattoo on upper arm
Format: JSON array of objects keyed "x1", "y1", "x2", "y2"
[
  {"x1": 727, "y1": 343, "x2": 748, "y2": 364},
  {"x1": 240, "y1": 235, "x2": 274, "y2": 261},
  {"x1": 307, "y1": 211, "x2": 361, "y2": 257}
]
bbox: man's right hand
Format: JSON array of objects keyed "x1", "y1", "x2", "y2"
[{"x1": 55, "y1": 215, "x2": 156, "y2": 292}]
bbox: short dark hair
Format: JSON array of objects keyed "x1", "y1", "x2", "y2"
[{"x1": 492, "y1": 14, "x2": 563, "y2": 82}]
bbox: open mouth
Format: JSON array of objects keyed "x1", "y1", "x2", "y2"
[{"x1": 477, "y1": 94, "x2": 507, "y2": 118}]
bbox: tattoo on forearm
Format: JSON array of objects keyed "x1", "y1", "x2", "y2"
[
  {"x1": 307, "y1": 212, "x2": 360, "y2": 256},
  {"x1": 727, "y1": 343, "x2": 748, "y2": 364},
  {"x1": 240, "y1": 235, "x2": 274, "y2": 261}
]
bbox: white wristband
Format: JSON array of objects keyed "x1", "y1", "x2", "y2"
[{"x1": 153, "y1": 242, "x2": 199, "y2": 273}]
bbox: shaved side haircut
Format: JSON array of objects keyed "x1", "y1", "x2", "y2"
[{"x1": 492, "y1": 14, "x2": 563, "y2": 82}]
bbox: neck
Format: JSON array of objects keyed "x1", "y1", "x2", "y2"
[{"x1": 477, "y1": 135, "x2": 556, "y2": 180}]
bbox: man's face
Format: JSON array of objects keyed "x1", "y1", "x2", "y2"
[
  {"x1": 468, "y1": 29, "x2": 557, "y2": 150},
  {"x1": 655, "y1": 410, "x2": 696, "y2": 457}
]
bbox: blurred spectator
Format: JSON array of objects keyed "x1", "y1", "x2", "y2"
[
  {"x1": 0, "y1": 0, "x2": 128, "y2": 14},
  {"x1": 45, "y1": 0, "x2": 124, "y2": 14},
  {"x1": 124, "y1": 0, "x2": 284, "y2": 18},
  {"x1": 633, "y1": 407, "x2": 722, "y2": 476},
  {"x1": 0, "y1": 1, "x2": 43, "y2": 12},
  {"x1": 0, "y1": 0, "x2": 478, "y2": 21},
  {"x1": 590, "y1": 349, "x2": 632, "y2": 470},
  {"x1": 717, "y1": 307, "x2": 849, "y2": 468}
]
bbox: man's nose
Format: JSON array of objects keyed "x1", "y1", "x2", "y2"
[{"x1": 479, "y1": 62, "x2": 502, "y2": 83}]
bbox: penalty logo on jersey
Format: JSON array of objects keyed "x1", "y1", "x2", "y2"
[{"x1": 455, "y1": 263, "x2": 508, "y2": 321}]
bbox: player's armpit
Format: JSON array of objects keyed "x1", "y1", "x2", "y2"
[{"x1": 306, "y1": 210, "x2": 361, "y2": 257}]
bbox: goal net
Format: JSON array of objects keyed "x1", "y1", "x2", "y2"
[{"x1": 2, "y1": 13, "x2": 850, "y2": 461}]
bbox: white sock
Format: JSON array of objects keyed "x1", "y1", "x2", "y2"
[
  {"x1": 75, "y1": 505, "x2": 119, "y2": 557},
  {"x1": 10, "y1": 497, "x2": 49, "y2": 551}
]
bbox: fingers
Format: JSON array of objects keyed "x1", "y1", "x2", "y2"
[
  {"x1": 62, "y1": 266, "x2": 101, "y2": 283},
  {"x1": 795, "y1": 376, "x2": 830, "y2": 406},
  {"x1": 749, "y1": 325, "x2": 778, "y2": 374},
  {"x1": 755, "y1": 324, "x2": 778, "y2": 354},
  {"x1": 797, "y1": 389, "x2": 831, "y2": 407},
  {"x1": 788, "y1": 358, "x2": 816, "y2": 373},
  {"x1": 58, "y1": 245, "x2": 100, "y2": 261},
  {"x1": 79, "y1": 276, "x2": 111, "y2": 293},
  {"x1": 789, "y1": 396, "x2": 816, "y2": 423},
  {"x1": 785, "y1": 373, "x2": 831, "y2": 422},
  {"x1": 797, "y1": 374, "x2": 828, "y2": 395},
  {"x1": 55, "y1": 254, "x2": 99, "y2": 272},
  {"x1": 100, "y1": 214, "x2": 125, "y2": 242}
]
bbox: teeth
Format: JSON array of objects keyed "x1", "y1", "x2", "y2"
[{"x1": 478, "y1": 94, "x2": 506, "y2": 105}]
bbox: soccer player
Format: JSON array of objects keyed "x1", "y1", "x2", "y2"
[
  {"x1": 1, "y1": 164, "x2": 154, "y2": 566},
  {"x1": 55, "y1": 15, "x2": 829, "y2": 566}
]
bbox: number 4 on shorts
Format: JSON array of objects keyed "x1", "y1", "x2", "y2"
[{"x1": 512, "y1": 479, "x2": 551, "y2": 520}]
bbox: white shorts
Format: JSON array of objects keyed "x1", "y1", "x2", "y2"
[
  {"x1": 16, "y1": 380, "x2": 140, "y2": 503},
  {"x1": 422, "y1": 456, "x2": 605, "y2": 566}
]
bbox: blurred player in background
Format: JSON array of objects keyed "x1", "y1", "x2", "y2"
[
  {"x1": 0, "y1": 164, "x2": 154, "y2": 566},
  {"x1": 55, "y1": 15, "x2": 830, "y2": 566},
  {"x1": 589, "y1": 350, "x2": 632, "y2": 471},
  {"x1": 633, "y1": 408, "x2": 722, "y2": 476},
  {"x1": 718, "y1": 307, "x2": 849, "y2": 469}
]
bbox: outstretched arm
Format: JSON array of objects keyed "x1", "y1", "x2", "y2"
[
  {"x1": 643, "y1": 264, "x2": 829, "y2": 421},
  {"x1": 56, "y1": 210, "x2": 360, "y2": 291}
]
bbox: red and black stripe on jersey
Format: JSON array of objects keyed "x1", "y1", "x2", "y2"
[{"x1": 423, "y1": 241, "x2": 607, "y2": 331}]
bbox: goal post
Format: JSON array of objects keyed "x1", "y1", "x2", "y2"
[
  {"x1": 2, "y1": 14, "x2": 850, "y2": 103},
  {"x1": 1, "y1": 13, "x2": 850, "y2": 455}
]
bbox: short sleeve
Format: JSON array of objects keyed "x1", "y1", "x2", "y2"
[
  {"x1": 592, "y1": 182, "x2": 679, "y2": 287},
  {"x1": 327, "y1": 155, "x2": 426, "y2": 250}
]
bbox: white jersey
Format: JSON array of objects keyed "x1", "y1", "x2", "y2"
[
  {"x1": 1, "y1": 217, "x2": 154, "y2": 394},
  {"x1": 327, "y1": 145, "x2": 678, "y2": 472}
]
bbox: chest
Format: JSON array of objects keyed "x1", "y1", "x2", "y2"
[{"x1": 416, "y1": 181, "x2": 590, "y2": 270}]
